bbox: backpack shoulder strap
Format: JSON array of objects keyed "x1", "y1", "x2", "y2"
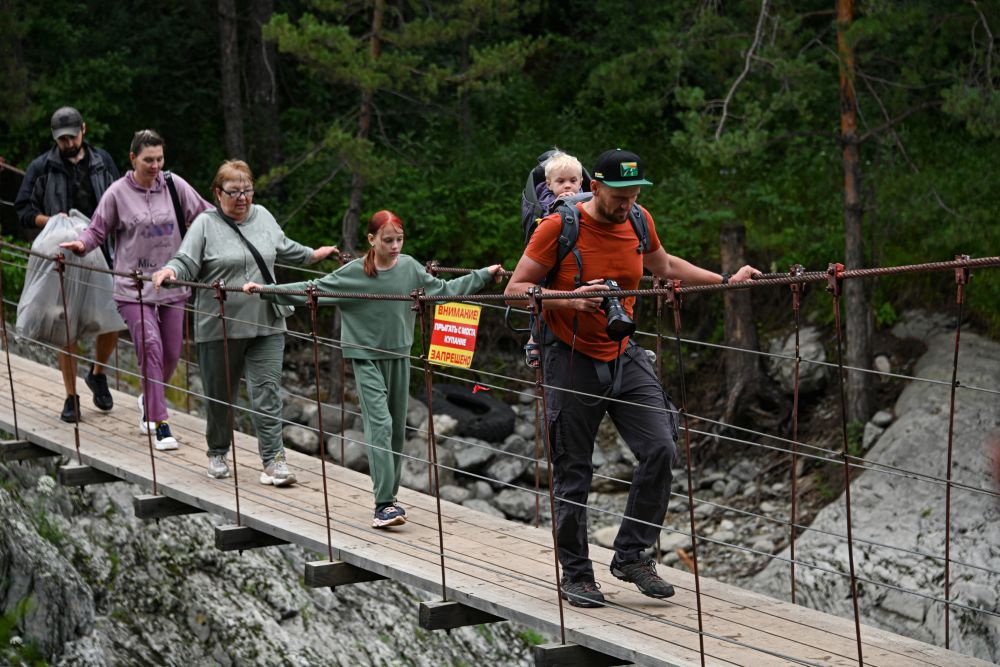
[
  {"x1": 163, "y1": 171, "x2": 186, "y2": 240},
  {"x1": 627, "y1": 203, "x2": 650, "y2": 254},
  {"x1": 543, "y1": 200, "x2": 583, "y2": 289}
]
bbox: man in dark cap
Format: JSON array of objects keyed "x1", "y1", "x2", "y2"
[
  {"x1": 14, "y1": 106, "x2": 121, "y2": 422},
  {"x1": 506, "y1": 148, "x2": 758, "y2": 608}
]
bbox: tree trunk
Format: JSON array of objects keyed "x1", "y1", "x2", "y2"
[
  {"x1": 218, "y1": 0, "x2": 246, "y2": 159},
  {"x1": 720, "y1": 223, "x2": 761, "y2": 423},
  {"x1": 342, "y1": 0, "x2": 384, "y2": 252},
  {"x1": 837, "y1": 0, "x2": 872, "y2": 424},
  {"x1": 246, "y1": 0, "x2": 281, "y2": 175}
]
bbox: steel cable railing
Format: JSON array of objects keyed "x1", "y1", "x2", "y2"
[{"x1": 2, "y1": 240, "x2": 998, "y2": 665}]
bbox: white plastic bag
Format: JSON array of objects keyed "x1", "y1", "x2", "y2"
[{"x1": 15, "y1": 210, "x2": 125, "y2": 346}]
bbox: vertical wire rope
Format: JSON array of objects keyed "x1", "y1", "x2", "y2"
[
  {"x1": 827, "y1": 263, "x2": 865, "y2": 666},
  {"x1": 943, "y1": 255, "x2": 970, "y2": 648},
  {"x1": 54, "y1": 254, "x2": 82, "y2": 463},
  {"x1": 789, "y1": 265, "x2": 805, "y2": 603},
  {"x1": 0, "y1": 256, "x2": 21, "y2": 438},
  {"x1": 133, "y1": 272, "x2": 159, "y2": 493},
  {"x1": 666, "y1": 279, "x2": 706, "y2": 666},
  {"x1": 414, "y1": 289, "x2": 448, "y2": 600},
  {"x1": 339, "y1": 355, "x2": 347, "y2": 466},
  {"x1": 214, "y1": 281, "x2": 242, "y2": 525},
  {"x1": 531, "y1": 288, "x2": 567, "y2": 644},
  {"x1": 654, "y1": 276, "x2": 665, "y2": 558},
  {"x1": 184, "y1": 301, "x2": 192, "y2": 413},
  {"x1": 306, "y1": 287, "x2": 334, "y2": 561}
]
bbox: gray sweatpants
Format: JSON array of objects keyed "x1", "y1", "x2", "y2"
[
  {"x1": 543, "y1": 340, "x2": 679, "y2": 582},
  {"x1": 198, "y1": 334, "x2": 286, "y2": 466}
]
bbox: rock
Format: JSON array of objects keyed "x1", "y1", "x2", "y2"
[
  {"x1": 751, "y1": 538, "x2": 775, "y2": 554},
  {"x1": 439, "y1": 484, "x2": 472, "y2": 505},
  {"x1": 492, "y1": 488, "x2": 539, "y2": 521},
  {"x1": 863, "y1": 422, "x2": 885, "y2": 450},
  {"x1": 711, "y1": 480, "x2": 726, "y2": 495},
  {"x1": 874, "y1": 354, "x2": 891, "y2": 374},
  {"x1": 592, "y1": 462, "x2": 633, "y2": 493},
  {"x1": 448, "y1": 436, "x2": 494, "y2": 471},
  {"x1": 594, "y1": 526, "x2": 618, "y2": 548},
  {"x1": 472, "y1": 481, "x2": 494, "y2": 501},
  {"x1": 282, "y1": 424, "x2": 319, "y2": 456},
  {"x1": 759, "y1": 501, "x2": 778, "y2": 514},
  {"x1": 658, "y1": 531, "x2": 691, "y2": 553},
  {"x1": 718, "y1": 519, "x2": 736, "y2": 531},
  {"x1": 462, "y1": 498, "x2": 506, "y2": 519},
  {"x1": 432, "y1": 413, "x2": 459, "y2": 438},
  {"x1": 306, "y1": 402, "x2": 347, "y2": 436},
  {"x1": 712, "y1": 530, "x2": 736, "y2": 544},
  {"x1": 513, "y1": 421, "x2": 536, "y2": 441},
  {"x1": 723, "y1": 479, "x2": 741, "y2": 499},
  {"x1": 327, "y1": 429, "x2": 369, "y2": 472},
  {"x1": 729, "y1": 461, "x2": 758, "y2": 483},
  {"x1": 766, "y1": 326, "x2": 829, "y2": 395},
  {"x1": 407, "y1": 395, "x2": 428, "y2": 428},
  {"x1": 485, "y1": 455, "x2": 530, "y2": 487},
  {"x1": 693, "y1": 502, "x2": 714, "y2": 520},
  {"x1": 871, "y1": 410, "x2": 894, "y2": 427}
]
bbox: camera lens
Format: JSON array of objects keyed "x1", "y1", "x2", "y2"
[{"x1": 601, "y1": 279, "x2": 635, "y2": 341}]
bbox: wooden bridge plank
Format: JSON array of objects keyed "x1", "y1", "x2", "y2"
[{"x1": 0, "y1": 354, "x2": 993, "y2": 667}]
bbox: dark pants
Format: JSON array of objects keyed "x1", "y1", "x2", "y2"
[{"x1": 543, "y1": 341, "x2": 678, "y2": 582}]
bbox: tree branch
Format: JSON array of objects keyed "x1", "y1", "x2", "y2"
[{"x1": 715, "y1": 0, "x2": 770, "y2": 140}]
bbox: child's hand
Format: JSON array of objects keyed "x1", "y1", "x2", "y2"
[
  {"x1": 487, "y1": 264, "x2": 504, "y2": 283},
  {"x1": 243, "y1": 281, "x2": 263, "y2": 294}
]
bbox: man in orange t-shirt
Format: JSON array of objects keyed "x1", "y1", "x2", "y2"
[{"x1": 507, "y1": 148, "x2": 758, "y2": 608}]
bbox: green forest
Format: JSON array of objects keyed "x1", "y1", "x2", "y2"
[{"x1": 2, "y1": 0, "x2": 999, "y2": 333}]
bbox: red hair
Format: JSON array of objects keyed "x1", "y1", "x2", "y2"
[{"x1": 364, "y1": 210, "x2": 405, "y2": 277}]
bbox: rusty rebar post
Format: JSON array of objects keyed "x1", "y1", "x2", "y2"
[
  {"x1": 413, "y1": 288, "x2": 449, "y2": 600},
  {"x1": 653, "y1": 276, "x2": 665, "y2": 557},
  {"x1": 339, "y1": 354, "x2": 347, "y2": 466},
  {"x1": 214, "y1": 281, "x2": 242, "y2": 525},
  {"x1": 0, "y1": 254, "x2": 21, "y2": 438},
  {"x1": 54, "y1": 253, "x2": 82, "y2": 462},
  {"x1": 530, "y1": 286, "x2": 567, "y2": 645},
  {"x1": 307, "y1": 286, "x2": 335, "y2": 562},
  {"x1": 944, "y1": 254, "x2": 970, "y2": 649},
  {"x1": 826, "y1": 262, "x2": 865, "y2": 666},
  {"x1": 788, "y1": 264, "x2": 805, "y2": 604},
  {"x1": 666, "y1": 278, "x2": 705, "y2": 666},
  {"x1": 133, "y1": 271, "x2": 159, "y2": 494},
  {"x1": 184, "y1": 304, "x2": 192, "y2": 413}
]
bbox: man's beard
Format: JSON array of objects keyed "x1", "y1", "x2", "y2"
[{"x1": 59, "y1": 144, "x2": 83, "y2": 160}]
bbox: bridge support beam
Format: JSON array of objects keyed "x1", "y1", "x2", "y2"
[
  {"x1": 418, "y1": 600, "x2": 504, "y2": 631},
  {"x1": 533, "y1": 642, "x2": 631, "y2": 667},
  {"x1": 58, "y1": 464, "x2": 117, "y2": 487},
  {"x1": 0, "y1": 439, "x2": 57, "y2": 462},
  {"x1": 304, "y1": 560, "x2": 386, "y2": 588},
  {"x1": 133, "y1": 494, "x2": 205, "y2": 519},
  {"x1": 215, "y1": 525, "x2": 288, "y2": 551}
]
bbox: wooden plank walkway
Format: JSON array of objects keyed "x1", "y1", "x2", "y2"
[{"x1": 0, "y1": 351, "x2": 991, "y2": 667}]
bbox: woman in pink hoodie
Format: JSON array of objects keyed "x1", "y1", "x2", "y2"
[{"x1": 62, "y1": 129, "x2": 212, "y2": 450}]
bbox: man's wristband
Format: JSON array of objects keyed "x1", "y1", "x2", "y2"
[{"x1": 720, "y1": 272, "x2": 731, "y2": 285}]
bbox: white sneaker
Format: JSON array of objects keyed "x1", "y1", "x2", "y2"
[
  {"x1": 153, "y1": 422, "x2": 178, "y2": 451},
  {"x1": 207, "y1": 455, "x2": 231, "y2": 479},
  {"x1": 138, "y1": 394, "x2": 156, "y2": 434},
  {"x1": 260, "y1": 453, "x2": 296, "y2": 487}
]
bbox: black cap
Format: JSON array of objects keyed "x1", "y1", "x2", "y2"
[
  {"x1": 50, "y1": 107, "x2": 83, "y2": 140},
  {"x1": 592, "y1": 148, "x2": 652, "y2": 187}
]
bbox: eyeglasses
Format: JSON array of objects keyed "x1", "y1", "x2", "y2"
[{"x1": 221, "y1": 188, "x2": 254, "y2": 199}]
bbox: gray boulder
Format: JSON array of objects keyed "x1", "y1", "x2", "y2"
[{"x1": 766, "y1": 325, "x2": 829, "y2": 394}]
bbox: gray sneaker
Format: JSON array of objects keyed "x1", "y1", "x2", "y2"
[
  {"x1": 610, "y1": 556, "x2": 675, "y2": 599},
  {"x1": 207, "y1": 455, "x2": 231, "y2": 479},
  {"x1": 260, "y1": 453, "x2": 296, "y2": 487}
]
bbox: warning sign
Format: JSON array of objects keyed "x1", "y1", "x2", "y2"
[{"x1": 428, "y1": 302, "x2": 482, "y2": 368}]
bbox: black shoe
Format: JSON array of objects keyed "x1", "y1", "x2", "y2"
[
  {"x1": 560, "y1": 577, "x2": 605, "y2": 608},
  {"x1": 60, "y1": 394, "x2": 81, "y2": 423},
  {"x1": 610, "y1": 556, "x2": 675, "y2": 599},
  {"x1": 85, "y1": 368, "x2": 113, "y2": 411}
]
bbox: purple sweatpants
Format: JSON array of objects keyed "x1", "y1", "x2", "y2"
[{"x1": 116, "y1": 300, "x2": 186, "y2": 423}]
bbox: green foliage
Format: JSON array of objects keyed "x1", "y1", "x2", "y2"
[
  {"x1": 846, "y1": 419, "x2": 865, "y2": 457},
  {"x1": 0, "y1": 596, "x2": 47, "y2": 667},
  {"x1": 517, "y1": 628, "x2": 546, "y2": 646}
]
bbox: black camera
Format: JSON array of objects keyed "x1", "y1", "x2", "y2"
[{"x1": 600, "y1": 279, "x2": 635, "y2": 341}]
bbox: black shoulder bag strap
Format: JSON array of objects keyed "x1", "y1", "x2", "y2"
[
  {"x1": 218, "y1": 212, "x2": 276, "y2": 284},
  {"x1": 163, "y1": 171, "x2": 186, "y2": 240}
]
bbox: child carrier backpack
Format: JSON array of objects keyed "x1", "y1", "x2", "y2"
[{"x1": 520, "y1": 149, "x2": 593, "y2": 246}]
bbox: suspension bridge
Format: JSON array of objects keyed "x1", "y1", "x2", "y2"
[{"x1": 0, "y1": 240, "x2": 997, "y2": 666}]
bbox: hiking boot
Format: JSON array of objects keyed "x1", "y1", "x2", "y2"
[
  {"x1": 260, "y1": 453, "x2": 296, "y2": 487},
  {"x1": 610, "y1": 556, "x2": 675, "y2": 599},
  {"x1": 207, "y1": 455, "x2": 231, "y2": 479},
  {"x1": 560, "y1": 578, "x2": 605, "y2": 608},
  {"x1": 137, "y1": 394, "x2": 156, "y2": 434},
  {"x1": 154, "y1": 422, "x2": 178, "y2": 451},
  {"x1": 85, "y1": 367, "x2": 113, "y2": 411},
  {"x1": 372, "y1": 504, "x2": 406, "y2": 528},
  {"x1": 60, "y1": 394, "x2": 81, "y2": 423}
]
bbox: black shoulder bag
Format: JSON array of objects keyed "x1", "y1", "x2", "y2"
[
  {"x1": 218, "y1": 211, "x2": 294, "y2": 319},
  {"x1": 164, "y1": 171, "x2": 186, "y2": 239}
]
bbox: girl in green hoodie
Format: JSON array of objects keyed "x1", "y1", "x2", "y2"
[{"x1": 246, "y1": 210, "x2": 502, "y2": 528}]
